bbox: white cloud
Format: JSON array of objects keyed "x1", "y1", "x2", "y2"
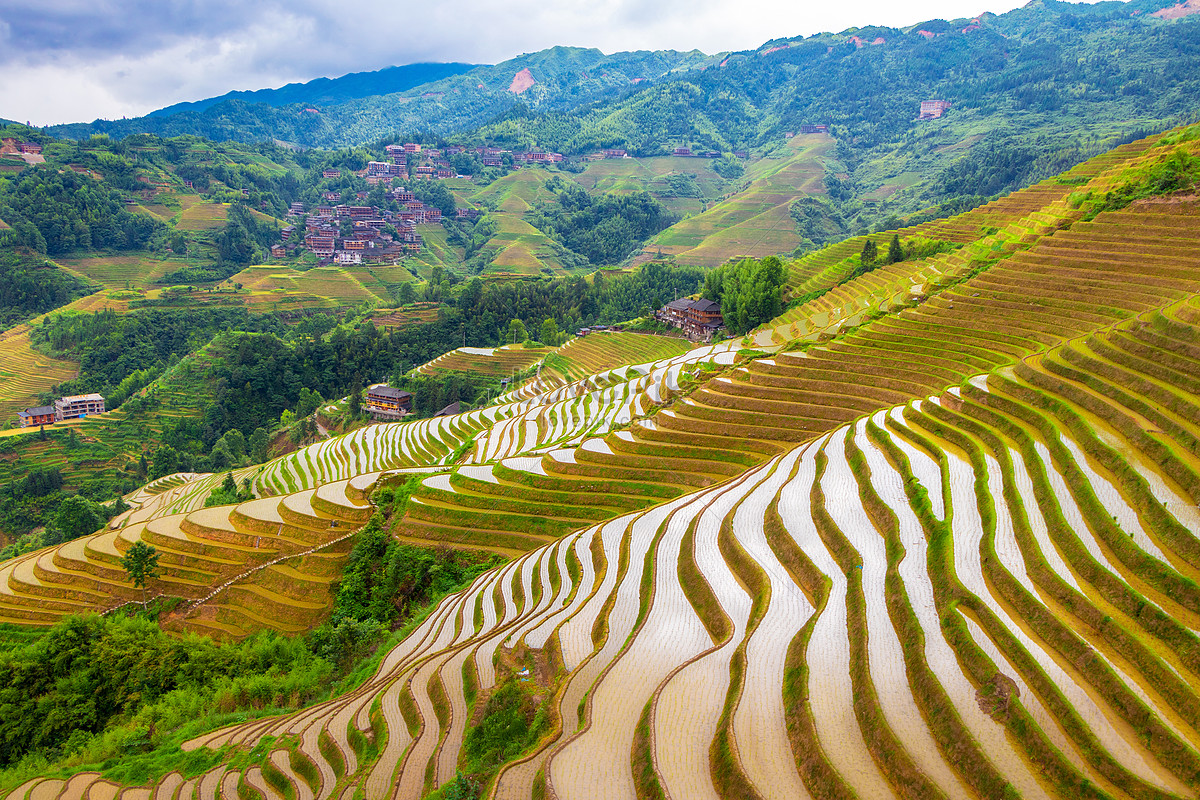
[{"x1": 0, "y1": 0, "x2": 1051, "y2": 126}]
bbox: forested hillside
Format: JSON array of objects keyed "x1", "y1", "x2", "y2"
[
  {"x1": 48, "y1": 48, "x2": 717, "y2": 149},
  {"x1": 38, "y1": 0, "x2": 1200, "y2": 238}
]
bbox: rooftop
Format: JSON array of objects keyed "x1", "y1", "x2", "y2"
[{"x1": 367, "y1": 386, "x2": 413, "y2": 400}]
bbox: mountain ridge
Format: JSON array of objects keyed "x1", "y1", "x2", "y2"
[{"x1": 147, "y1": 61, "x2": 480, "y2": 118}]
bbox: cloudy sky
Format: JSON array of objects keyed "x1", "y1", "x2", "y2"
[{"x1": 0, "y1": 0, "x2": 1046, "y2": 127}]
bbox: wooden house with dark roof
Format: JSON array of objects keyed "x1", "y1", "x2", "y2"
[{"x1": 366, "y1": 385, "x2": 413, "y2": 419}]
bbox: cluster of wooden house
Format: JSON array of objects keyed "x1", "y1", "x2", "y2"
[
  {"x1": 17, "y1": 393, "x2": 106, "y2": 428},
  {"x1": 321, "y1": 143, "x2": 568, "y2": 187},
  {"x1": 655, "y1": 298, "x2": 725, "y2": 342},
  {"x1": 588, "y1": 146, "x2": 749, "y2": 161},
  {"x1": 281, "y1": 197, "x2": 440, "y2": 264}
]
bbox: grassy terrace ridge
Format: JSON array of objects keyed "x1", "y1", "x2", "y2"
[
  {"x1": 0, "y1": 324, "x2": 78, "y2": 423},
  {"x1": 640, "y1": 133, "x2": 833, "y2": 267},
  {"x1": 6, "y1": 126, "x2": 1200, "y2": 798},
  {"x1": 415, "y1": 343, "x2": 553, "y2": 378}
]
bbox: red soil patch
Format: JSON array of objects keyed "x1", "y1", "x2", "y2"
[
  {"x1": 508, "y1": 68, "x2": 536, "y2": 94},
  {"x1": 1153, "y1": 0, "x2": 1200, "y2": 17}
]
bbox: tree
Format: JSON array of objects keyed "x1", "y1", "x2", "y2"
[
  {"x1": 121, "y1": 540, "x2": 160, "y2": 611},
  {"x1": 886, "y1": 233, "x2": 904, "y2": 264},
  {"x1": 53, "y1": 496, "x2": 102, "y2": 544},
  {"x1": 539, "y1": 318, "x2": 561, "y2": 347},
  {"x1": 507, "y1": 319, "x2": 528, "y2": 344},
  {"x1": 860, "y1": 238, "x2": 878, "y2": 266},
  {"x1": 249, "y1": 427, "x2": 271, "y2": 463},
  {"x1": 149, "y1": 444, "x2": 182, "y2": 480},
  {"x1": 396, "y1": 282, "x2": 417, "y2": 305},
  {"x1": 700, "y1": 255, "x2": 785, "y2": 335},
  {"x1": 348, "y1": 377, "x2": 363, "y2": 417},
  {"x1": 217, "y1": 428, "x2": 247, "y2": 461},
  {"x1": 296, "y1": 387, "x2": 324, "y2": 418}
]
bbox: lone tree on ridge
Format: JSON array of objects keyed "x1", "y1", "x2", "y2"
[{"x1": 121, "y1": 541, "x2": 160, "y2": 612}]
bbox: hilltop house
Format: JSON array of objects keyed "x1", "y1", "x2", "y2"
[
  {"x1": 56, "y1": 393, "x2": 105, "y2": 421},
  {"x1": 17, "y1": 393, "x2": 107, "y2": 427},
  {"x1": 656, "y1": 298, "x2": 725, "y2": 342},
  {"x1": 306, "y1": 235, "x2": 335, "y2": 257},
  {"x1": 434, "y1": 401, "x2": 461, "y2": 418},
  {"x1": 17, "y1": 406, "x2": 57, "y2": 428},
  {"x1": 366, "y1": 386, "x2": 413, "y2": 419},
  {"x1": 918, "y1": 100, "x2": 952, "y2": 120}
]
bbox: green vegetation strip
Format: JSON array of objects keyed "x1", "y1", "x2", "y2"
[
  {"x1": 709, "y1": 507, "x2": 767, "y2": 800},
  {"x1": 317, "y1": 731, "x2": 345, "y2": 779},
  {"x1": 632, "y1": 700, "x2": 665, "y2": 800}
]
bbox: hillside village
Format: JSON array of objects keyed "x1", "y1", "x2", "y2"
[{"x1": 278, "y1": 138, "x2": 761, "y2": 266}]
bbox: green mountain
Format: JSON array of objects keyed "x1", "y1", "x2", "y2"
[
  {"x1": 47, "y1": 47, "x2": 718, "y2": 149},
  {"x1": 43, "y1": 0, "x2": 1200, "y2": 240},
  {"x1": 147, "y1": 62, "x2": 479, "y2": 117}
]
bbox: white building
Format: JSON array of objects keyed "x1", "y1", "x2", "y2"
[{"x1": 55, "y1": 393, "x2": 105, "y2": 421}]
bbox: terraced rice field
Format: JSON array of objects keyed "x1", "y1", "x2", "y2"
[
  {"x1": 574, "y1": 154, "x2": 735, "y2": 216},
  {"x1": 462, "y1": 168, "x2": 608, "y2": 274},
  {"x1": 645, "y1": 134, "x2": 833, "y2": 266},
  {"x1": 231, "y1": 265, "x2": 391, "y2": 307},
  {"x1": 480, "y1": 213, "x2": 565, "y2": 276},
  {"x1": 0, "y1": 325, "x2": 78, "y2": 422},
  {"x1": 7, "y1": 129, "x2": 1200, "y2": 799},
  {"x1": 371, "y1": 303, "x2": 442, "y2": 329},
  {"x1": 0, "y1": 472, "x2": 369, "y2": 638},
  {"x1": 54, "y1": 254, "x2": 180, "y2": 289},
  {"x1": 416, "y1": 343, "x2": 553, "y2": 377},
  {"x1": 538, "y1": 330, "x2": 693, "y2": 386},
  {"x1": 174, "y1": 200, "x2": 230, "y2": 232},
  {"x1": 37, "y1": 309, "x2": 1200, "y2": 798},
  {"x1": 470, "y1": 168, "x2": 562, "y2": 215}
]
